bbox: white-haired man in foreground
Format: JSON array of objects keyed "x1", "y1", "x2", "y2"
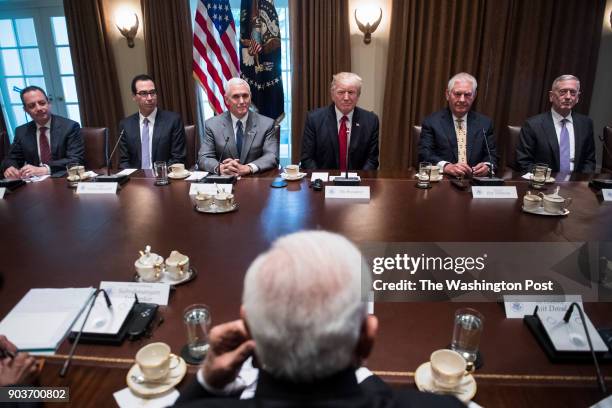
[{"x1": 174, "y1": 231, "x2": 463, "y2": 407}]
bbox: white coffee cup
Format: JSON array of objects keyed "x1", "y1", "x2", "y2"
[
  {"x1": 540, "y1": 193, "x2": 572, "y2": 214},
  {"x1": 430, "y1": 349, "x2": 468, "y2": 389},
  {"x1": 135, "y1": 342, "x2": 180, "y2": 381},
  {"x1": 214, "y1": 193, "x2": 235, "y2": 210},
  {"x1": 285, "y1": 164, "x2": 300, "y2": 176},
  {"x1": 165, "y1": 250, "x2": 190, "y2": 280},
  {"x1": 429, "y1": 165, "x2": 440, "y2": 178},
  {"x1": 169, "y1": 163, "x2": 187, "y2": 176},
  {"x1": 195, "y1": 192, "x2": 213, "y2": 209},
  {"x1": 523, "y1": 191, "x2": 542, "y2": 211},
  {"x1": 135, "y1": 254, "x2": 164, "y2": 282}
]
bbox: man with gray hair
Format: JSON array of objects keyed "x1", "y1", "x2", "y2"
[
  {"x1": 198, "y1": 77, "x2": 278, "y2": 176},
  {"x1": 174, "y1": 231, "x2": 463, "y2": 407},
  {"x1": 419, "y1": 72, "x2": 497, "y2": 177},
  {"x1": 300, "y1": 72, "x2": 380, "y2": 170},
  {"x1": 516, "y1": 74, "x2": 595, "y2": 173}
]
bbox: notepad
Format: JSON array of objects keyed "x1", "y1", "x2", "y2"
[{"x1": 0, "y1": 287, "x2": 95, "y2": 352}]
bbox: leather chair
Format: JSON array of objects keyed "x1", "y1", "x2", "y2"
[
  {"x1": 505, "y1": 125, "x2": 521, "y2": 171},
  {"x1": 0, "y1": 130, "x2": 9, "y2": 162},
  {"x1": 81, "y1": 127, "x2": 108, "y2": 170},
  {"x1": 184, "y1": 125, "x2": 198, "y2": 169},
  {"x1": 603, "y1": 126, "x2": 612, "y2": 173},
  {"x1": 412, "y1": 125, "x2": 422, "y2": 169}
]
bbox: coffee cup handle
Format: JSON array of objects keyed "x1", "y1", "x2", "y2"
[
  {"x1": 564, "y1": 197, "x2": 573, "y2": 209},
  {"x1": 168, "y1": 353, "x2": 180, "y2": 370}
]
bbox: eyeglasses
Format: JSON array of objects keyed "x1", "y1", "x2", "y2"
[
  {"x1": 451, "y1": 91, "x2": 473, "y2": 99},
  {"x1": 555, "y1": 89, "x2": 579, "y2": 97},
  {"x1": 136, "y1": 90, "x2": 157, "y2": 97}
]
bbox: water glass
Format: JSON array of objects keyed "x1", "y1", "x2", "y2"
[
  {"x1": 531, "y1": 163, "x2": 549, "y2": 189},
  {"x1": 183, "y1": 304, "x2": 212, "y2": 360},
  {"x1": 451, "y1": 308, "x2": 484, "y2": 363},
  {"x1": 417, "y1": 161, "x2": 432, "y2": 188},
  {"x1": 154, "y1": 161, "x2": 169, "y2": 185}
]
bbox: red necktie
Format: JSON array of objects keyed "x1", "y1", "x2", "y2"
[
  {"x1": 338, "y1": 116, "x2": 348, "y2": 171},
  {"x1": 39, "y1": 126, "x2": 51, "y2": 164}
]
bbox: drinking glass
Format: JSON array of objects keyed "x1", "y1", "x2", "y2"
[
  {"x1": 417, "y1": 162, "x2": 432, "y2": 188},
  {"x1": 154, "y1": 161, "x2": 169, "y2": 185},
  {"x1": 451, "y1": 308, "x2": 484, "y2": 363},
  {"x1": 183, "y1": 304, "x2": 212, "y2": 360},
  {"x1": 531, "y1": 163, "x2": 549, "y2": 189}
]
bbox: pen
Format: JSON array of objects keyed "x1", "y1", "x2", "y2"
[{"x1": 0, "y1": 347, "x2": 16, "y2": 359}]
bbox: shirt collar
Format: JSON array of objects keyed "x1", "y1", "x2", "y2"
[
  {"x1": 551, "y1": 108, "x2": 572, "y2": 124},
  {"x1": 36, "y1": 118, "x2": 52, "y2": 130},
  {"x1": 139, "y1": 108, "x2": 158, "y2": 124},
  {"x1": 452, "y1": 113, "x2": 467, "y2": 123},
  {"x1": 335, "y1": 107, "x2": 354, "y2": 124},
  {"x1": 230, "y1": 111, "x2": 249, "y2": 129}
]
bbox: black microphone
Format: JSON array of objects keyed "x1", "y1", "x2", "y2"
[
  {"x1": 563, "y1": 302, "x2": 607, "y2": 395},
  {"x1": 471, "y1": 128, "x2": 504, "y2": 186},
  {"x1": 60, "y1": 289, "x2": 112, "y2": 377},
  {"x1": 201, "y1": 136, "x2": 236, "y2": 184},
  {"x1": 334, "y1": 127, "x2": 360, "y2": 186},
  {"x1": 96, "y1": 129, "x2": 129, "y2": 184}
]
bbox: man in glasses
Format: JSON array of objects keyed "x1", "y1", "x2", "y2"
[
  {"x1": 118, "y1": 74, "x2": 186, "y2": 169},
  {"x1": 419, "y1": 72, "x2": 497, "y2": 178},
  {"x1": 516, "y1": 75, "x2": 595, "y2": 173}
]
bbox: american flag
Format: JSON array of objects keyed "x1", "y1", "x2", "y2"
[{"x1": 193, "y1": 0, "x2": 240, "y2": 114}]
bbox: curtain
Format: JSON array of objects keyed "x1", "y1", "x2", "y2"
[
  {"x1": 141, "y1": 0, "x2": 196, "y2": 127},
  {"x1": 0, "y1": 107, "x2": 8, "y2": 160},
  {"x1": 64, "y1": 0, "x2": 124, "y2": 166},
  {"x1": 380, "y1": 0, "x2": 605, "y2": 170},
  {"x1": 289, "y1": 0, "x2": 351, "y2": 163}
]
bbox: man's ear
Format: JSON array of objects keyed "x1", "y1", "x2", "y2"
[
  {"x1": 355, "y1": 315, "x2": 378, "y2": 362},
  {"x1": 240, "y1": 305, "x2": 251, "y2": 338}
]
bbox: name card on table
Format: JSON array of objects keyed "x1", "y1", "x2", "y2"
[
  {"x1": 189, "y1": 183, "x2": 233, "y2": 196},
  {"x1": 472, "y1": 186, "x2": 517, "y2": 199},
  {"x1": 503, "y1": 295, "x2": 582, "y2": 318},
  {"x1": 100, "y1": 281, "x2": 170, "y2": 306},
  {"x1": 603, "y1": 189, "x2": 612, "y2": 202},
  {"x1": 0, "y1": 188, "x2": 5, "y2": 199},
  {"x1": 325, "y1": 185, "x2": 370, "y2": 200},
  {"x1": 76, "y1": 182, "x2": 117, "y2": 194},
  {"x1": 116, "y1": 168, "x2": 138, "y2": 176}
]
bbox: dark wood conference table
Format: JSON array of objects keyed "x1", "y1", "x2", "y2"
[{"x1": 1, "y1": 169, "x2": 611, "y2": 407}]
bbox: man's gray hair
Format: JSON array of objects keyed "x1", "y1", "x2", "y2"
[
  {"x1": 243, "y1": 230, "x2": 369, "y2": 382},
  {"x1": 331, "y1": 72, "x2": 363, "y2": 95},
  {"x1": 224, "y1": 77, "x2": 250, "y2": 97},
  {"x1": 551, "y1": 74, "x2": 580, "y2": 92},
  {"x1": 447, "y1": 72, "x2": 478, "y2": 93}
]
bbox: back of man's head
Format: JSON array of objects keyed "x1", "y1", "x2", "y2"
[{"x1": 242, "y1": 231, "x2": 369, "y2": 382}]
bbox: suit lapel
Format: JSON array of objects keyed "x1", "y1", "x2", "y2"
[
  {"x1": 129, "y1": 114, "x2": 142, "y2": 161},
  {"x1": 466, "y1": 111, "x2": 480, "y2": 165},
  {"x1": 572, "y1": 114, "x2": 584, "y2": 168},
  {"x1": 48, "y1": 115, "x2": 60, "y2": 159},
  {"x1": 542, "y1": 114, "x2": 560, "y2": 170},
  {"x1": 441, "y1": 110, "x2": 458, "y2": 162},
  {"x1": 327, "y1": 105, "x2": 340, "y2": 167},
  {"x1": 151, "y1": 110, "x2": 163, "y2": 162},
  {"x1": 27, "y1": 122, "x2": 40, "y2": 163},
  {"x1": 242, "y1": 112, "x2": 257, "y2": 163},
  {"x1": 223, "y1": 112, "x2": 239, "y2": 159},
  {"x1": 348, "y1": 108, "x2": 361, "y2": 168}
]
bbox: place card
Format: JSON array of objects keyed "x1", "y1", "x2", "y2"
[
  {"x1": 186, "y1": 171, "x2": 208, "y2": 181},
  {"x1": 472, "y1": 186, "x2": 517, "y2": 199},
  {"x1": 116, "y1": 168, "x2": 137, "y2": 176},
  {"x1": 602, "y1": 189, "x2": 612, "y2": 202},
  {"x1": 189, "y1": 183, "x2": 233, "y2": 195},
  {"x1": 100, "y1": 281, "x2": 170, "y2": 306},
  {"x1": 325, "y1": 185, "x2": 370, "y2": 200},
  {"x1": 76, "y1": 182, "x2": 117, "y2": 194},
  {"x1": 503, "y1": 294, "x2": 582, "y2": 318},
  {"x1": 311, "y1": 172, "x2": 329, "y2": 182},
  {"x1": 0, "y1": 188, "x2": 5, "y2": 199}
]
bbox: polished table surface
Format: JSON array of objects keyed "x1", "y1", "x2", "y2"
[{"x1": 1, "y1": 170, "x2": 611, "y2": 406}]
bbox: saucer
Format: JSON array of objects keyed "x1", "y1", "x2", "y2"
[
  {"x1": 414, "y1": 362, "x2": 476, "y2": 403},
  {"x1": 168, "y1": 171, "x2": 191, "y2": 180},
  {"x1": 522, "y1": 205, "x2": 570, "y2": 216},
  {"x1": 134, "y1": 267, "x2": 197, "y2": 287},
  {"x1": 194, "y1": 202, "x2": 239, "y2": 214},
  {"x1": 281, "y1": 172, "x2": 307, "y2": 181},
  {"x1": 417, "y1": 174, "x2": 443, "y2": 182},
  {"x1": 126, "y1": 356, "x2": 187, "y2": 398}
]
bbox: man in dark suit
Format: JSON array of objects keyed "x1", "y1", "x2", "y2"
[
  {"x1": 516, "y1": 75, "x2": 595, "y2": 174},
  {"x1": 2, "y1": 86, "x2": 83, "y2": 178},
  {"x1": 198, "y1": 78, "x2": 278, "y2": 176},
  {"x1": 174, "y1": 231, "x2": 463, "y2": 408},
  {"x1": 300, "y1": 72, "x2": 379, "y2": 170},
  {"x1": 118, "y1": 74, "x2": 186, "y2": 169},
  {"x1": 419, "y1": 72, "x2": 497, "y2": 177}
]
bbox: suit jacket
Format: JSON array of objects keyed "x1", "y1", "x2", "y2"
[
  {"x1": 1, "y1": 114, "x2": 83, "y2": 175},
  {"x1": 300, "y1": 105, "x2": 379, "y2": 170},
  {"x1": 516, "y1": 111, "x2": 595, "y2": 173},
  {"x1": 173, "y1": 369, "x2": 464, "y2": 408},
  {"x1": 118, "y1": 109, "x2": 186, "y2": 169},
  {"x1": 198, "y1": 110, "x2": 278, "y2": 173},
  {"x1": 419, "y1": 108, "x2": 497, "y2": 168}
]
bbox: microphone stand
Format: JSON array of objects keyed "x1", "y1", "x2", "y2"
[
  {"x1": 202, "y1": 136, "x2": 236, "y2": 184},
  {"x1": 96, "y1": 129, "x2": 129, "y2": 184},
  {"x1": 334, "y1": 128, "x2": 360, "y2": 186},
  {"x1": 60, "y1": 289, "x2": 112, "y2": 377},
  {"x1": 563, "y1": 302, "x2": 607, "y2": 395},
  {"x1": 472, "y1": 128, "x2": 504, "y2": 186}
]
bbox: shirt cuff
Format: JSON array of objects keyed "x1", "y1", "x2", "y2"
[
  {"x1": 196, "y1": 368, "x2": 247, "y2": 396},
  {"x1": 438, "y1": 161, "x2": 449, "y2": 173},
  {"x1": 247, "y1": 163, "x2": 258, "y2": 174}
]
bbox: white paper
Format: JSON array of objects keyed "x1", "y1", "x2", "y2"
[
  {"x1": 471, "y1": 186, "x2": 518, "y2": 199},
  {"x1": 503, "y1": 295, "x2": 583, "y2": 318},
  {"x1": 325, "y1": 185, "x2": 370, "y2": 200},
  {"x1": 186, "y1": 171, "x2": 208, "y2": 181},
  {"x1": 329, "y1": 173, "x2": 360, "y2": 181},
  {"x1": 310, "y1": 172, "x2": 329, "y2": 182},
  {"x1": 602, "y1": 189, "x2": 612, "y2": 202},
  {"x1": 71, "y1": 295, "x2": 135, "y2": 335},
  {"x1": 189, "y1": 183, "x2": 233, "y2": 196},
  {"x1": 84, "y1": 171, "x2": 99, "y2": 178},
  {"x1": 76, "y1": 182, "x2": 118, "y2": 194},
  {"x1": 116, "y1": 168, "x2": 137, "y2": 176},
  {"x1": 522, "y1": 173, "x2": 534, "y2": 180},
  {"x1": 100, "y1": 281, "x2": 170, "y2": 306},
  {"x1": 25, "y1": 175, "x2": 50, "y2": 183},
  {"x1": 0, "y1": 287, "x2": 95, "y2": 351},
  {"x1": 0, "y1": 187, "x2": 5, "y2": 199},
  {"x1": 113, "y1": 387, "x2": 179, "y2": 408}
]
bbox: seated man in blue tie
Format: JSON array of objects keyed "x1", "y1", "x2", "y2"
[
  {"x1": 300, "y1": 72, "x2": 379, "y2": 170},
  {"x1": 418, "y1": 72, "x2": 497, "y2": 177},
  {"x1": 118, "y1": 74, "x2": 186, "y2": 169},
  {"x1": 516, "y1": 75, "x2": 595, "y2": 174},
  {"x1": 2, "y1": 86, "x2": 83, "y2": 179},
  {"x1": 197, "y1": 78, "x2": 278, "y2": 176}
]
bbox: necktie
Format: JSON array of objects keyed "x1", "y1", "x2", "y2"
[
  {"x1": 338, "y1": 116, "x2": 348, "y2": 171},
  {"x1": 141, "y1": 118, "x2": 151, "y2": 169},
  {"x1": 39, "y1": 126, "x2": 51, "y2": 164},
  {"x1": 456, "y1": 118, "x2": 467, "y2": 164},
  {"x1": 236, "y1": 120, "x2": 244, "y2": 158},
  {"x1": 559, "y1": 119, "x2": 570, "y2": 172}
]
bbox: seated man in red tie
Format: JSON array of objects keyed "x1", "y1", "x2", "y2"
[
  {"x1": 1, "y1": 86, "x2": 83, "y2": 179},
  {"x1": 300, "y1": 72, "x2": 379, "y2": 171}
]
